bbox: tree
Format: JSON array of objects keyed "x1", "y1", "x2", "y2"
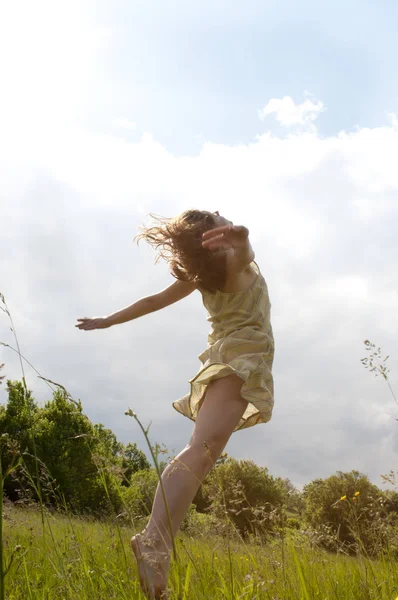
[
  {"x1": 1, "y1": 380, "x2": 38, "y2": 500},
  {"x1": 280, "y1": 477, "x2": 305, "y2": 521},
  {"x1": 1, "y1": 379, "x2": 151, "y2": 516},
  {"x1": 303, "y1": 470, "x2": 385, "y2": 553},
  {"x1": 35, "y1": 388, "x2": 110, "y2": 511},
  {"x1": 120, "y1": 442, "x2": 150, "y2": 485},
  {"x1": 121, "y1": 468, "x2": 159, "y2": 520}
]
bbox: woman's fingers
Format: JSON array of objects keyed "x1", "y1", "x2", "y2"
[
  {"x1": 202, "y1": 232, "x2": 225, "y2": 246},
  {"x1": 202, "y1": 225, "x2": 232, "y2": 239},
  {"x1": 202, "y1": 224, "x2": 249, "y2": 252},
  {"x1": 202, "y1": 237, "x2": 231, "y2": 250},
  {"x1": 76, "y1": 318, "x2": 95, "y2": 329},
  {"x1": 76, "y1": 317, "x2": 110, "y2": 330},
  {"x1": 202, "y1": 224, "x2": 247, "y2": 242},
  {"x1": 202, "y1": 226, "x2": 242, "y2": 250},
  {"x1": 202, "y1": 238, "x2": 232, "y2": 250}
]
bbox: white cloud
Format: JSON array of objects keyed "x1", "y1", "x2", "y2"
[
  {"x1": 259, "y1": 94, "x2": 325, "y2": 130},
  {"x1": 1, "y1": 100, "x2": 398, "y2": 489},
  {"x1": 113, "y1": 118, "x2": 137, "y2": 131}
]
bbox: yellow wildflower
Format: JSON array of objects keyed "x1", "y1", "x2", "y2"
[
  {"x1": 355, "y1": 491, "x2": 360, "y2": 496},
  {"x1": 340, "y1": 495, "x2": 347, "y2": 501}
]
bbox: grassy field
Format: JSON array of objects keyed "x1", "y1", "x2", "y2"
[{"x1": 2, "y1": 501, "x2": 398, "y2": 600}]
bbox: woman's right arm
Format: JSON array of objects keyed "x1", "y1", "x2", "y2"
[{"x1": 75, "y1": 279, "x2": 196, "y2": 330}]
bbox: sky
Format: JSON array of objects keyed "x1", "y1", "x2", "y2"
[{"x1": 1, "y1": 0, "x2": 398, "y2": 491}]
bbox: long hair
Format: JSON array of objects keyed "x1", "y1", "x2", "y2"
[{"x1": 134, "y1": 209, "x2": 227, "y2": 293}]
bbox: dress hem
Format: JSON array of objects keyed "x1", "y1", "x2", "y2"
[{"x1": 172, "y1": 361, "x2": 272, "y2": 432}]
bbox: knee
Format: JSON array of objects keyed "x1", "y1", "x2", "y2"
[{"x1": 186, "y1": 434, "x2": 226, "y2": 472}]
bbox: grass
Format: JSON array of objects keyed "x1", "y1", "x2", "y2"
[{"x1": 3, "y1": 501, "x2": 398, "y2": 600}]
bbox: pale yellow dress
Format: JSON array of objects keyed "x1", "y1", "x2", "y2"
[{"x1": 172, "y1": 261, "x2": 275, "y2": 432}]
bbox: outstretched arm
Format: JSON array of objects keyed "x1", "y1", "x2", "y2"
[{"x1": 75, "y1": 279, "x2": 197, "y2": 330}]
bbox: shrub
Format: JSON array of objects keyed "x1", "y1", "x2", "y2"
[
  {"x1": 198, "y1": 457, "x2": 285, "y2": 540},
  {"x1": 121, "y1": 468, "x2": 159, "y2": 520},
  {"x1": 303, "y1": 470, "x2": 398, "y2": 555}
]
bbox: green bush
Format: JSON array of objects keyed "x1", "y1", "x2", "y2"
[
  {"x1": 198, "y1": 457, "x2": 285, "y2": 539},
  {"x1": 181, "y1": 504, "x2": 238, "y2": 539},
  {"x1": 1, "y1": 379, "x2": 150, "y2": 516},
  {"x1": 303, "y1": 470, "x2": 398, "y2": 555},
  {"x1": 121, "y1": 468, "x2": 159, "y2": 520}
]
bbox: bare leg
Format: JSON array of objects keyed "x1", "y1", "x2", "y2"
[{"x1": 131, "y1": 374, "x2": 249, "y2": 599}]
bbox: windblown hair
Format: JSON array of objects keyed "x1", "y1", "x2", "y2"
[{"x1": 134, "y1": 209, "x2": 227, "y2": 293}]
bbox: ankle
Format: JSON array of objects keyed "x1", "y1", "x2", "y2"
[{"x1": 141, "y1": 529, "x2": 173, "y2": 554}]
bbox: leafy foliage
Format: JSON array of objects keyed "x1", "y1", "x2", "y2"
[
  {"x1": 197, "y1": 457, "x2": 286, "y2": 539},
  {"x1": 121, "y1": 468, "x2": 159, "y2": 519},
  {"x1": 1, "y1": 380, "x2": 150, "y2": 514},
  {"x1": 303, "y1": 470, "x2": 398, "y2": 554}
]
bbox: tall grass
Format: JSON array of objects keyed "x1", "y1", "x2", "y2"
[
  {"x1": 3, "y1": 500, "x2": 398, "y2": 599},
  {"x1": 1, "y1": 293, "x2": 398, "y2": 599}
]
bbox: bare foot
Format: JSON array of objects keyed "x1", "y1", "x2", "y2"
[{"x1": 130, "y1": 533, "x2": 171, "y2": 599}]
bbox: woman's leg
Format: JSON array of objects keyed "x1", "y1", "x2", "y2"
[{"x1": 131, "y1": 374, "x2": 248, "y2": 597}]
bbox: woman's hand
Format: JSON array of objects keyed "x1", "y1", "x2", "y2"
[
  {"x1": 202, "y1": 224, "x2": 249, "y2": 251},
  {"x1": 75, "y1": 316, "x2": 111, "y2": 330}
]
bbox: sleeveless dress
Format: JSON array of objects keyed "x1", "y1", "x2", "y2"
[{"x1": 172, "y1": 261, "x2": 275, "y2": 432}]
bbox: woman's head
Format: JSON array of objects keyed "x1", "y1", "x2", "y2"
[{"x1": 135, "y1": 209, "x2": 232, "y2": 293}]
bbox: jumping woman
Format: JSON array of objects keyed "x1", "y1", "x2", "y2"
[{"x1": 75, "y1": 209, "x2": 275, "y2": 599}]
